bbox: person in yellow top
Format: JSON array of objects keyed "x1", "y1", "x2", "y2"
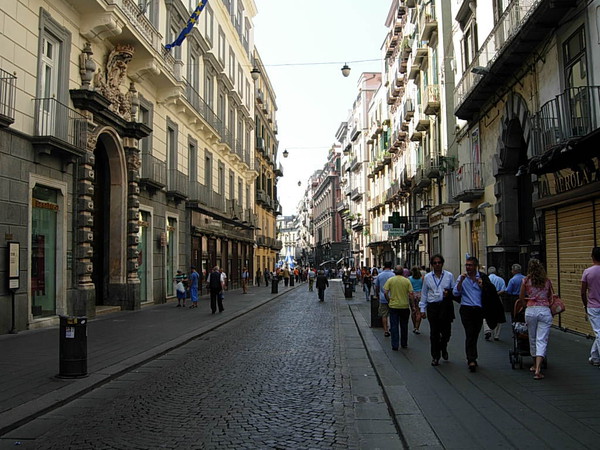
[{"x1": 384, "y1": 265, "x2": 414, "y2": 350}]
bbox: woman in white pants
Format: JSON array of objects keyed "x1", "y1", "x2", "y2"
[{"x1": 518, "y1": 259, "x2": 554, "y2": 380}]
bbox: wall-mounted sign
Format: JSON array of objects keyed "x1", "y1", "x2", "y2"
[
  {"x1": 538, "y1": 157, "x2": 600, "y2": 198},
  {"x1": 8, "y1": 241, "x2": 19, "y2": 290}
]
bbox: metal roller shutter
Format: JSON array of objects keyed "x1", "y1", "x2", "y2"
[{"x1": 545, "y1": 202, "x2": 596, "y2": 335}]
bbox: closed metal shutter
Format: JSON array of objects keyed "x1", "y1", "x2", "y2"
[{"x1": 545, "y1": 201, "x2": 597, "y2": 335}]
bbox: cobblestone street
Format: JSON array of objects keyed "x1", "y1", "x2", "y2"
[{"x1": 3, "y1": 284, "x2": 371, "y2": 449}]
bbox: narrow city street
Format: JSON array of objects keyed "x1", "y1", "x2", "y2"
[
  {"x1": 0, "y1": 282, "x2": 389, "y2": 449},
  {"x1": 2, "y1": 281, "x2": 600, "y2": 449}
]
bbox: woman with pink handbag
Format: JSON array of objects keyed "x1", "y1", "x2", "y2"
[{"x1": 517, "y1": 259, "x2": 554, "y2": 380}]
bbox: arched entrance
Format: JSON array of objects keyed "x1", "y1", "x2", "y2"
[
  {"x1": 92, "y1": 131, "x2": 127, "y2": 307},
  {"x1": 491, "y1": 93, "x2": 539, "y2": 275}
]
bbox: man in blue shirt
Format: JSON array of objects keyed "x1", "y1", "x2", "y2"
[
  {"x1": 505, "y1": 263, "x2": 525, "y2": 317},
  {"x1": 374, "y1": 261, "x2": 395, "y2": 338},
  {"x1": 453, "y1": 256, "x2": 485, "y2": 372}
]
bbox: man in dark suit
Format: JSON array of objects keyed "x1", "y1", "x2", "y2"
[{"x1": 316, "y1": 270, "x2": 329, "y2": 302}]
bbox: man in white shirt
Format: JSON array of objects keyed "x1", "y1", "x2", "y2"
[{"x1": 420, "y1": 254, "x2": 455, "y2": 366}]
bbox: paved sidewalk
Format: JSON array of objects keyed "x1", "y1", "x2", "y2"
[
  {"x1": 0, "y1": 283, "x2": 290, "y2": 435},
  {"x1": 350, "y1": 298, "x2": 600, "y2": 449}
]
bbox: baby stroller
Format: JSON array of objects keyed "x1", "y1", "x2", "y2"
[
  {"x1": 508, "y1": 300, "x2": 548, "y2": 370},
  {"x1": 508, "y1": 301, "x2": 530, "y2": 369}
]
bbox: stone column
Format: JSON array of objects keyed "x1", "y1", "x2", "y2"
[
  {"x1": 75, "y1": 133, "x2": 97, "y2": 317},
  {"x1": 125, "y1": 138, "x2": 141, "y2": 309}
]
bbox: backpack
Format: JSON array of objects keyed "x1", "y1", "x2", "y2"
[{"x1": 209, "y1": 272, "x2": 222, "y2": 291}]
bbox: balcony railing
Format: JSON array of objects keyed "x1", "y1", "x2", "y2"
[
  {"x1": 140, "y1": 154, "x2": 167, "y2": 189},
  {"x1": 166, "y1": 169, "x2": 189, "y2": 200},
  {"x1": 0, "y1": 68, "x2": 16, "y2": 127},
  {"x1": 33, "y1": 97, "x2": 88, "y2": 152},
  {"x1": 419, "y1": 2, "x2": 437, "y2": 42},
  {"x1": 185, "y1": 81, "x2": 222, "y2": 133},
  {"x1": 449, "y1": 162, "x2": 485, "y2": 202},
  {"x1": 531, "y1": 86, "x2": 600, "y2": 156},
  {"x1": 423, "y1": 84, "x2": 440, "y2": 115},
  {"x1": 413, "y1": 165, "x2": 431, "y2": 191},
  {"x1": 454, "y1": 0, "x2": 537, "y2": 113}
]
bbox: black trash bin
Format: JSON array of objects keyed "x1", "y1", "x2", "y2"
[
  {"x1": 271, "y1": 276, "x2": 279, "y2": 294},
  {"x1": 58, "y1": 315, "x2": 88, "y2": 378},
  {"x1": 344, "y1": 282, "x2": 353, "y2": 299},
  {"x1": 370, "y1": 295, "x2": 382, "y2": 328}
]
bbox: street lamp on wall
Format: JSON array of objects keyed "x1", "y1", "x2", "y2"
[
  {"x1": 283, "y1": 149, "x2": 289, "y2": 158},
  {"x1": 250, "y1": 67, "x2": 260, "y2": 81}
]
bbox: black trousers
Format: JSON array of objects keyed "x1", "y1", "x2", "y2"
[
  {"x1": 427, "y1": 301, "x2": 452, "y2": 360},
  {"x1": 210, "y1": 290, "x2": 224, "y2": 313},
  {"x1": 459, "y1": 305, "x2": 484, "y2": 363}
]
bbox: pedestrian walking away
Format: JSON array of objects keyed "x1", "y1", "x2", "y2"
[
  {"x1": 384, "y1": 265, "x2": 414, "y2": 351},
  {"x1": 409, "y1": 266, "x2": 423, "y2": 334},
  {"x1": 453, "y1": 256, "x2": 505, "y2": 372},
  {"x1": 505, "y1": 263, "x2": 525, "y2": 316},
  {"x1": 374, "y1": 263, "x2": 394, "y2": 338},
  {"x1": 420, "y1": 254, "x2": 455, "y2": 366},
  {"x1": 308, "y1": 267, "x2": 316, "y2": 291},
  {"x1": 582, "y1": 246, "x2": 600, "y2": 367},
  {"x1": 483, "y1": 266, "x2": 507, "y2": 341},
  {"x1": 363, "y1": 268, "x2": 373, "y2": 302},
  {"x1": 207, "y1": 266, "x2": 224, "y2": 314},
  {"x1": 517, "y1": 258, "x2": 554, "y2": 379},
  {"x1": 188, "y1": 266, "x2": 199, "y2": 308},
  {"x1": 316, "y1": 270, "x2": 329, "y2": 302},
  {"x1": 255, "y1": 269, "x2": 262, "y2": 287}
]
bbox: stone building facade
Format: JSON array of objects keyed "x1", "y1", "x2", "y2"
[{"x1": 0, "y1": 0, "x2": 276, "y2": 334}]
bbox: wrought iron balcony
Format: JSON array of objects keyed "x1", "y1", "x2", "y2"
[
  {"x1": 448, "y1": 162, "x2": 485, "y2": 202},
  {"x1": 0, "y1": 68, "x2": 16, "y2": 127},
  {"x1": 423, "y1": 84, "x2": 440, "y2": 115},
  {"x1": 424, "y1": 153, "x2": 442, "y2": 179},
  {"x1": 413, "y1": 165, "x2": 431, "y2": 192},
  {"x1": 454, "y1": 0, "x2": 578, "y2": 120},
  {"x1": 166, "y1": 169, "x2": 189, "y2": 201},
  {"x1": 418, "y1": 2, "x2": 437, "y2": 43},
  {"x1": 32, "y1": 97, "x2": 88, "y2": 160},
  {"x1": 184, "y1": 81, "x2": 222, "y2": 134},
  {"x1": 140, "y1": 154, "x2": 167, "y2": 191},
  {"x1": 531, "y1": 86, "x2": 600, "y2": 156}
]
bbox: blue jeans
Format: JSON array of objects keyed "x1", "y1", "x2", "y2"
[{"x1": 389, "y1": 308, "x2": 410, "y2": 349}]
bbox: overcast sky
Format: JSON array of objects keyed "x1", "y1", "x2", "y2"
[{"x1": 253, "y1": 0, "x2": 391, "y2": 216}]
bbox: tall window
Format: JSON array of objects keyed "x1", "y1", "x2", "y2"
[
  {"x1": 461, "y1": 17, "x2": 478, "y2": 71},
  {"x1": 168, "y1": 24, "x2": 182, "y2": 60},
  {"x1": 205, "y1": 150, "x2": 213, "y2": 190},
  {"x1": 205, "y1": 68, "x2": 214, "y2": 108},
  {"x1": 229, "y1": 47, "x2": 235, "y2": 81},
  {"x1": 218, "y1": 27, "x2": 226, "y2": 65},
  {"x1": 37, "y1": 10, "x2": 70, "y2": 135},
  {"x1": 166, "y1": 217, "x2": 177, "y2": 297},
  {"x1": 563, "y1": 27, "x2": 587, "y2": 89},
  {"x1": 204, "y1": 6, "x2": 214, "y2": 43},
  {"x1": 166, "y1": 121, "x2": 177, "y2": 188}
]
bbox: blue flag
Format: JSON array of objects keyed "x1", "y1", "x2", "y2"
[{"x1": 165, "y1": 0, "x2": 209, "y2": 50}]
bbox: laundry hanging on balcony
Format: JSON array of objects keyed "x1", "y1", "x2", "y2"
[{"x1": 165, "y1": 0, "x2": 209, "y2": 50}]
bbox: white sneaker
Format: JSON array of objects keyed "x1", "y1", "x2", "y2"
[{"x1": 588, "y1": 358, "x2": 600, "y2": 367}]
